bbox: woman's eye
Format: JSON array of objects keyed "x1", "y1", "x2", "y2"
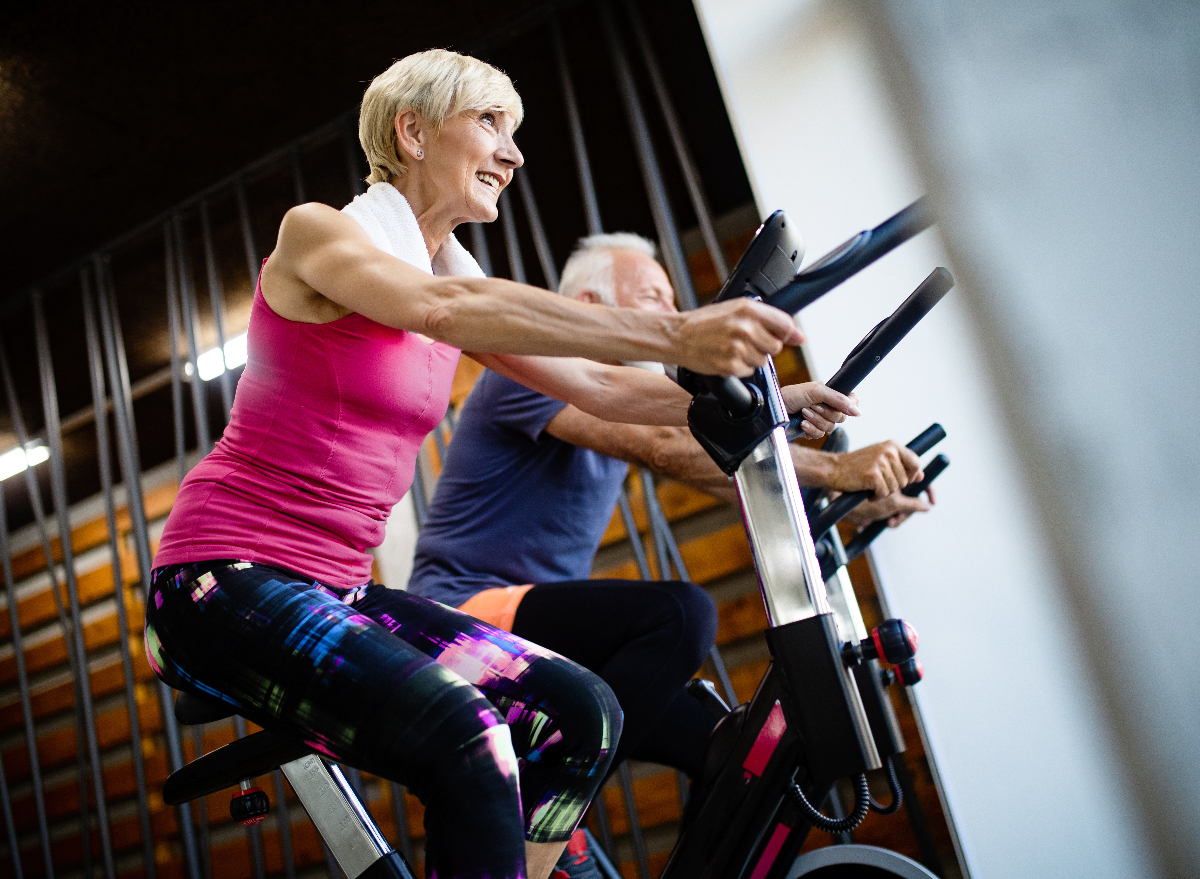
[{"x1": 480, "y1": 112, "x2": 496, "y2": 127}]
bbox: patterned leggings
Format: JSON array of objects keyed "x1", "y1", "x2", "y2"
[{"x1": 145, "y1": 560, "x2": 622, "y2": 879}]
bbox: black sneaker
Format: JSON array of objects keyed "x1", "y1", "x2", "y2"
[{"x1": 552, "y1": 830, "x2": 605, "y2": 879}]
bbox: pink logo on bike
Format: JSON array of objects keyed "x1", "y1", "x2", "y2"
[{"x1": 743, "y1": 700, "x2": 787, "y2": 779}]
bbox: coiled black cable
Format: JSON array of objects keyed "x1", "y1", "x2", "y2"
[
  {"x1": 787, "y1": 774, "x2": 869, "y2": 833},
  {"x1": 867, "y1": 756, "x2": 904, "y2": 815}
]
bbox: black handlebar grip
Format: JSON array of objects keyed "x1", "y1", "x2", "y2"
[
  {"x1": 826, "y1": 267, "x2": 954, "y2": 396},
  {"x1": 907, "y1": 423, "x2": 945, "y2": 457},
  {"x1": 708, "y1": 376, "x2": 758, "y2": 419},
  {"x1": 903, "y1": 453, "x2": 949, "y2": 497},
  {"x1": 807, "y1": 423, "x2": 946, "y2": 539},
  {"x1": 842, "y1": 454, "x2": 949, "y2": 564}
]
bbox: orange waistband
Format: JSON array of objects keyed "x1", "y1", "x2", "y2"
[{"x1": 456, "y1": 584, "x2": 535, "y2": 632}]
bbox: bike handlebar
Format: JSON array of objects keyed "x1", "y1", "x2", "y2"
[
  {"x1": 826, "y1": 267, "x2": 954, "y2": 395},
  {"x1": 707, "y1": 375, "x2": 758, "y2": 419},
  {"x1": 763, "y1": 198, "x2": 935, "y2": 316},
  {"x1": 808, "y1": 423, "x2": 945, "y2": 539}
]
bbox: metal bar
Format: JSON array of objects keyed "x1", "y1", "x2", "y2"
[
  {"x1": 499, "y1": 190, "x2": 526, "y2": 284},
  {"x1": 705, "y1": 645, "x2": 737, "y2": 711},
  {"x1": 199, "y1": 200, "x2": 235, "y2": 421},
  {"x1": 0, "y1": 321, "x2": 95, "y2": 877},
  {"x1": 291, "y1": 145, "x2": 308, "y2": 205},
  {"x1": 164, "y1": 227, "x2": 189, "y2": 486},
  {"x1": 639, "y1": 471, "x2": 671, "y2": 580},
  {"x1": 344, "y1": 117, "x2": 366, "y2": 198},
  {"x1": 81, "y1": 267, "x2": 156, "y2": 879},
  {"x1": 616, "y1": 489, "x2": 653, "y2": 581},
  {"x1": 281, "y1": 755, "x2": 390, "y2": 879},
  {"x1": 553, "y1": 18, "x2": 603, "y2": 236},
  {"x1": 515, "y1": 172, "x2": 559, "y2": 290},
  {"x1": 233, "y1": 716, "x2": 266, "y2": 879},
  {"x1": 597, "y1": 0, "x2": 697, "y2": 310},
  {"x1": 94, "y1": 257, "x2": 204, "y2": 879},
  {"x1": 591, "y1": 793, "x2": 618, "y2": 863},
  {"x1": 0, "y1": 446, "x2": 53, "y2": 879},
  {"x1": 33, "y1": 292, "x2": 118, "y2": 879},
  {"x1": 618, "y1": 763, "x2": 651, "y2": 879},
  {"x1": 320, "y1": 838, "x2": 339, "y2": 879},
  {"x1": 389, "y1": 783, "x2": 414, "y2": 864},
  {"x1": 622, "y1": 0, "x2": 729, "y2": 281},
  {"x1": 190, "y1": 726, "x2": 212, "y2": 879},
  {"x1": 409, "y1": 459, "x2": 429, "y2": 528},
  {"x1": 0, "y1": 748, "x2": 20, "y2": 879},
  {"x1": 172, "y1": 215, "x2": 212, "y2": 457},
  {"x1": 272, "y1": 768, "x2": 298, "y2": 879},
  {"x1": 468, "y1": 224, "x2": 493, "y2": 277},
  {"x1": 235, "y1": 176, "x2": 262, "y2": 295}
]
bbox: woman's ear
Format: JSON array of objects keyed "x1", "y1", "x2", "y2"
[
  {"x1": 577, "y1": 289, "x2": 604, "y2": 305},
  {"x1": 394, "y1": 110, "x2": 426, "y2": 161}
]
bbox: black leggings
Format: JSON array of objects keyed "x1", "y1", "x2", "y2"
[
  {"x1": 511, "y1": 579, "x2": 719, "y2": 780},
  {"x1": 146, "y1": 561, "x2": 622, "y2": 879}
]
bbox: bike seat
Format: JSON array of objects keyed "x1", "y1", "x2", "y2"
[{"x1": 175, "y1": 689, "x2": 238, "y2": 725}]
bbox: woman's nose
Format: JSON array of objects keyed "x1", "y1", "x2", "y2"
[{"x1": 499, "y1": 135, "x2": 524, "y2": 168}]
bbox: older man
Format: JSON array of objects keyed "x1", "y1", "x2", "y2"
[{"x1": 407, "y1": 232, "x2": 930, "y2": 875}]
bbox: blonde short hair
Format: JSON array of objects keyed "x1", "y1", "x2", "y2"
[
  {"x1": 358, "y1": 49, "x2": 524, "y2": 186},
  {"x1": 558, "y1": 233, "x2": 660, "y2": 304}
]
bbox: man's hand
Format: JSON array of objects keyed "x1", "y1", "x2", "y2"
[
  {"x1": 779, "y1": 382, "x2": 861, "y2": 438},
  {"x1": 844, "y1": 485, "x2": 937, "y2": 528},
  {"x1": 828, "y1": 440, "x2": 923, "y2": 497},
  {"x1": 676, "y1": 299, "x2": 804, "y2": 377}
]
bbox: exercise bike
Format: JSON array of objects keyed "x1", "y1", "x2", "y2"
[
  {"x1": 159, "y1": 200, "x2": 950, "y2": 879},
  {"x1": 666, "y1": 200, "x2": 952, "y2": 879}
]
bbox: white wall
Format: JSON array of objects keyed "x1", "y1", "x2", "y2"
[{"x1": 692, "y1": 2, "x2": 1159, "y2": 877}]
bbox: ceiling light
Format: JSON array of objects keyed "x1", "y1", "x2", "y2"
[
  {"x1": 181, "y1": 332, "x2": 248, "y2": 381},
  {"x1": 0, "y1": 442, "x2": 50, "y2": 481}
]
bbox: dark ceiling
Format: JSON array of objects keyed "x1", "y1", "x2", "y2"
[{"x1": 0, "y1": 0, "x2": 554, "y2": 298}]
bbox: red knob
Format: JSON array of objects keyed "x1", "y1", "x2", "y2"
[
  {"x1": 864, "y1": 619, "x2": 919, "y2": 665},
  {"x1": 230, "y1": 786, "x2": 270, "y2": 826},
  {"x1": 880, "y1": 658, "x2": 924, "y2": 687}
]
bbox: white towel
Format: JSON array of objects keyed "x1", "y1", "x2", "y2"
[{"x1": 341, "y1": 182, "x2": 486, "y2": 280}]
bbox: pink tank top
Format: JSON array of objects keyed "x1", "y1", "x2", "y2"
[{"x1": 154, "y1": 279, "x2": 461, "y2": 587}]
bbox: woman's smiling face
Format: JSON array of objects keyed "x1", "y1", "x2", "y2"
[{"x1": 422, "y1": 108, "x2": 523, "y2": 224}]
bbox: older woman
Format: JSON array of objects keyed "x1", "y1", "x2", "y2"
[{"x1": 143, "y1": 50, "x2": 811, "y2": 879}]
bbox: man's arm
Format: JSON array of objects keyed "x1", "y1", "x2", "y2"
[
  {"x1": 544, "y1": 405, "x2": 739, "y2": 501},
  {"x1": 544, "y1": 389, "x2": 925, "y2": 505},
  {"x1": 791, "y1": 440, "x2": 924, "y2": 498}
]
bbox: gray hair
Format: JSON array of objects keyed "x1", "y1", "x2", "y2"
[{"x1": 558, "y1": 232, "x2": 659, "y2": 305}]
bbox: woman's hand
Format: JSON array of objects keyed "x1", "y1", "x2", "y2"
[
  {"x1": 676, "y1": 298, "x2": 805, "y2": 376},
  {"x1": 780, "y1": 383, "x2": 860, "y2": 438}
]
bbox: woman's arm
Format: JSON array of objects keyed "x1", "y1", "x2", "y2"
[
  {"x1": 473, "y1": 352, "x2": 692, "y2": 426},
  {"x1": 265, "y1": 203, "x2": 802, "y2": 377}
]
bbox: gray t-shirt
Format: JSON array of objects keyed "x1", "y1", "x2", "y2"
[{"x1": 407, "y1": 370, "x2": 629, "y2": 606}]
